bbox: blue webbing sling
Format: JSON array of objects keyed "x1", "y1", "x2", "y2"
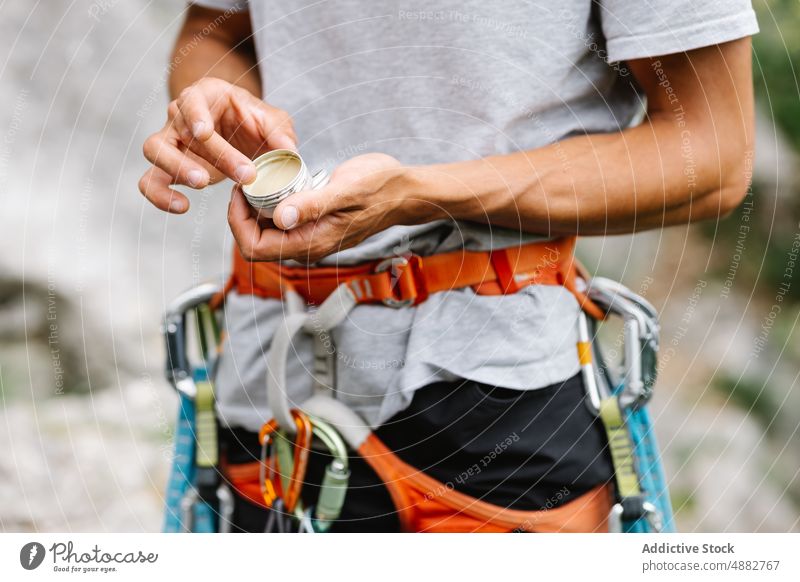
[
  {"x1": 624, "y1": 404, "x2": 675, "y2": 532},
  {"x1": 163, "y1": 368, "x2": 216, "y2": 533}
]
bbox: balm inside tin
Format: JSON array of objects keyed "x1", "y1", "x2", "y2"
[{"x1": 242, "y1": 149, "x2": 328, "y2": 216}]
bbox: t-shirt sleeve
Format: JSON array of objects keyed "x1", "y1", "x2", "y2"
[
  {"x1": 188, "y1": 0, "x2": 248, "y2": 12},
  {"x1": 598, "y1": 0, "x2": 759, "y2": 62}
]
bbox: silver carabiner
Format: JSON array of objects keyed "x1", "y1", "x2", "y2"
[
  {"x1": 585, "y1": 278, "x2": 660, "y2": 409},
  {"x1": 298, "y1": 507, "x2": 317, "y2": 533},
  {"x1": 578, "y1": 311, "x2": 604, "y2": 414},
  {"x1": 179, "y1": 488, "x2": 200, "y2": 533},
  {"x1": 179, "y1": 485, "x2": 236, "y2": 533},
  {"x1": 217, "y1": 484, "x2": 234, "y2": 533},
  {"x1": 163, "y1": 282, "x2": 223, "y2": 398}
]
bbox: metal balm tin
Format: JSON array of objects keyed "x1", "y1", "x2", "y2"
[{"x1": 242, "y1": 149, "x2": 329, "y2": 217}]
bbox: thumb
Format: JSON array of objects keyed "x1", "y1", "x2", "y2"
[
  {"x1": 270, "y1": 132, "x2": 298, "y2": 152},
  {"x1": 273, "y1": 186, "x2": 334, "y2": 230}
]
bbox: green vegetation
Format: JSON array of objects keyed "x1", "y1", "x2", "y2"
[
  {"x1": 702, "y1": 2, "x2": 800, "y2": 303},
  {"x1": 713, "y1": 373, "x2": 782, "y2": 435},
  {"x1": 671, "y1": 488, "x2": 698, "y2": 515},
  {"x1": 753, "y1": 0, "x2": 800, "y2": 150}
]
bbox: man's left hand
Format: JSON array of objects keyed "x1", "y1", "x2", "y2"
[{"x1": 228, "y1": 153, "x2": 423, "y2": 263}]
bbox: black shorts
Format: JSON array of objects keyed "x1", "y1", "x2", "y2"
[{"x1": 221, "y1": 372, "x2": 613, "y2": 532}]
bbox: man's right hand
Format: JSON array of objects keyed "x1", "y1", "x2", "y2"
[{"x1": 139, "y1": 77, "x2": 297, "y2": 213}]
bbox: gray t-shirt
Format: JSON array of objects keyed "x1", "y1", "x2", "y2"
[{"x1": 192, "y1": 0, "x2": 758, "y2": 431}]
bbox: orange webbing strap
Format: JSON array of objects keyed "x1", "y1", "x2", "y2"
[
  {"x1": 224, "y1": 235, "x2": 607, "y2": 319},
  {"x1": 208, "y1": 275, "x2": 235, "y2": 313},
  {"x1": 223, "y1": 436, "x2": 612, "y2": 533},
  {"x1": 223, "y1": 461, "x2": 265, "y2": 508},
  {"x1": 564, "y1": 258, "x2": 607, "y2": 321},
  {"x1": 356, "y1": 434, "x2": 612, "y2": 533}
]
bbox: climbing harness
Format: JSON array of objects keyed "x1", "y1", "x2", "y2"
[{"x1": 161, "y1": 235, "x2": 674, "y2": 533}]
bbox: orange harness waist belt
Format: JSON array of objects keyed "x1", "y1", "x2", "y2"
[{"x1": 228, "y1": 235, "x2": 604, "y2": 319}]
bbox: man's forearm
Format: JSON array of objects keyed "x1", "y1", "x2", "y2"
[
  {"x1": 405, "y1": 40, "x2": 754, "y2": 236},
  {"x1": 224, "y1": 38, "x2": 754, "y2": 261},
  {"x1": 168, "y1": 7, "x2": 260, "y2": 99},
  {"x1": 409, "y1": 115, "x2": 748, "y2": 236}
]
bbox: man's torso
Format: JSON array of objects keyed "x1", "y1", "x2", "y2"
[{"x1": 215, "y1": 0, "x2": 640, "y2": 430}]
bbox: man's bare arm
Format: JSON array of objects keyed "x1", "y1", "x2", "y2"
[
  {"x1": 168, "y1": 6, "x2": 260, "y2": 98},
  {"x1": 414, "y1": 38, "x2": 754, "y2": 235},
  {"x1": 241, "y1": 38, "x2": 756, "y2": 263}
]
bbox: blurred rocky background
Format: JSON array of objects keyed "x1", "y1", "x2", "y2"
[{"x1": 1, "y1": 0, "x2": 798, "y2": 531}]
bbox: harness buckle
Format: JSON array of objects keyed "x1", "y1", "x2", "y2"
[{"x1": 373, "y1": 255, "x2": 426, "y2": 307}]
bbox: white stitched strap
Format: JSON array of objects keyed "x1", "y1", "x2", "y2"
[
  {"x1": 266, "y1": 284, "x2": 358, "y2": 432},
  {"x1": 305, "y1": 283, "x2": 356, "y2": 395},
  {"x1": 311, "y1": 331, "x2": 335, "y2": 396},
  {"x1": 266, "y1": 312, "x2": 307, "y2": 429},
  {"x1": 284, "y1": 287, "x2": 306, "y2": 314},
  {"x1": 303, "y1": 283, "x2": 357, "y2": 332}
]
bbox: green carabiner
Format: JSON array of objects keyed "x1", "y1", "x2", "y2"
[{"x1": 307, "y1": 416, "x2": 350, "y2": 532}]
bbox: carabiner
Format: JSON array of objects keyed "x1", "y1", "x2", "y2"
[
  {"x1": 258, "y1": 411, "x2": 313, "y2": 514},
  {"x1": 307, "y1": 415, "x2": 350, "y2": 532},
  {"x1": 163, "y1": 282, "x2": 223, "y2": 398},
  {"x1": 298, "y1": 506, "x2": 317, "y2": 533},
  {"x1": 259, "y1": 419, "x2": 280, "y2": 508},
  {"x1": 283, "y1": 410, "x2": 313, "y2": 513},
  {"x1": 584, "y1": 277, "x2": 661, "y2": 409},
  {"x1": 217, "y1": 484, "x2": 234, "y2": 533}
]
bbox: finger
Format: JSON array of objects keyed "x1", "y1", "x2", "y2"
[
  {"x1": 231, "y1": 92, "x2": 297, "y2": 150},
  {"x1": 254, "y1": 209, "x2": 276, "y2": 230},
  {"x1": 190, "y1": 130, "x2": 256, "y2": 184},
  {"x1": 176, "y1": 84, "x2": 254, "y2": 180},
  {"x1": 142, "y1": 132, "x2": 210, "y2": 188},
  {"x1": 170, "y1": 109, "x2": 196, "y2": 144},
  {"x1": 175, "y1": 88, "x2": 216, "y2": 141},
  {"x1": 228, "y1": 186, "x2": 272, "y2": 259},
  {"x1": 250, "y1": 105, "x2": 298, "y2": 151},
  {"x1": 267, "y1": 130, "x2": 297, "y2": 152},
  {"x1": 139, "y1": 166, "x2": 190, "y2": 213},
  {"x1": 272, "y1": 185, "x2": 341, "y2": 230},
  {"x1": 229, "y1": 187, "x2": 320, "y2": 261}
]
